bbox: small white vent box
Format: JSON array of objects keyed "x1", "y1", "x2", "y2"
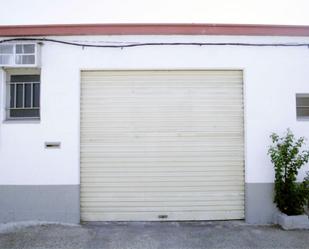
[{"x1": 0, "y1": 43, "x2": 40, "y2": 67}]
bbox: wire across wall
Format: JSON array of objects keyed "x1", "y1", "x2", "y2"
[{"x1": 1, "y1": 37, "x2": 309, "y2": 48}]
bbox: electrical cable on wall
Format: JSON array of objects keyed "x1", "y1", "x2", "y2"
[{"x1": 1, "y1": 38, "x2": 309, "y2": 48}]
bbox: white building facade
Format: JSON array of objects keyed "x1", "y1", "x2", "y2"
[{"x1": 0, "y1": 24, "x2": 309, "y2": 224}]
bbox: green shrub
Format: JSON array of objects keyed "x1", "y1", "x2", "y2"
[
  {"x1": 268, "y1": 129, "x2": 309, "y2": 215},
  {"x1": 304, "y1": 172, "x2": 309, "y2": 207}
]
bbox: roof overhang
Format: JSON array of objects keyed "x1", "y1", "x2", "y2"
[{"x1": 1, "y1": 23, "x2": 309, "y2": 37}]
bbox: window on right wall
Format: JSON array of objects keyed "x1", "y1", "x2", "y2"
[{"x1": 296, "y1": 94, "x2": 309, "y2": 120}]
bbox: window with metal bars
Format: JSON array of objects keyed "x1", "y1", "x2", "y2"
[
  {"x1": 8, "y1": 74, "x2": 40, "y2": 119},
  {"x1": 296, "y1": 94, "x2": 309, "y2": 120}
]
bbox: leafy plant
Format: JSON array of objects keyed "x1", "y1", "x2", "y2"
[
  {"x1": 268, "y1": 129, "x2": 309, "y2": 215},
  {"x1": 304, "y1": 172, "x2": 309, "y2": 207}
]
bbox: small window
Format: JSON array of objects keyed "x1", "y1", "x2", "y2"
[
  {"x1": 7, "y1": 74, "x2": 40, "y2": 119},
  {"x1": 296, "y1": 94, "x2": 309, "y2": 120},
  {"x1": 0, "y1": 44, "x2": 37, "y2": 66}
]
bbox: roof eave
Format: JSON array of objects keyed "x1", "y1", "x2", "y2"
[{"x1": 1, "y1": 23, "x2": 309, "y2": 37}]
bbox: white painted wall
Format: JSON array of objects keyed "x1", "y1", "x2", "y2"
[{"x1": 0, "y1": 35, "x2": 309, "y2": 185}]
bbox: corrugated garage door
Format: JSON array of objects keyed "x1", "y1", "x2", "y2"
[{"x1": 80, "y1": 70, "x2": 244, "y2": 221}]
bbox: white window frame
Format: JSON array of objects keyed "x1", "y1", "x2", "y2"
[{"x1": 0, "y1": 43, "x2": 39, "y2": 67}]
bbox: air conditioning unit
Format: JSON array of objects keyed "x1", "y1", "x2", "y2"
[{"x1": 0, "y1": 43, "x2": 40, "y2": 67}]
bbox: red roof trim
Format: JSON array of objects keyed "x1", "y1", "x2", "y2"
[{"x1": 1, "y1": 23, "x2": 309, "y2": 37}]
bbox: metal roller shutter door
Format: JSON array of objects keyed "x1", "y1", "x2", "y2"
[{"x1": 80, "y1": 70, "x2": 244, "y2": 221}]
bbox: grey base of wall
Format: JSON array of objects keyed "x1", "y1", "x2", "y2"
[
  {"x1": 0, "y1": 185, "x2": 80, "y2": 223},
  {"x1": 0, "y1": 184, "x2": 276, "y2": 225},
  {"x1": 245, "y1": 183, "x2": 277, "y2": 224}
]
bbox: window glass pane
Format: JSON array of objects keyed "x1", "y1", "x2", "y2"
[
  {"x1": 33, "y1": 83, "x2": 40, "y2": 107},
  {"x1": 0, "y1": 44, "x2": 13, "y2": 54},
  {"x1": 15, "y1": 44, "x2": 23, "y2": 54},
  {"x1": 15, "y1": 55, "x2": 22, "y2": 64},
  {"x1": 0, "y1": 55, "x2": 13, "y2": 65},
  {"x1": 297, "y1": 108, "x2": 309, "y2": 118},
  {"x1": 16, "y1": 44, "x2": 35, "y2": 54},
  {"x1": 10, "y1": 84, "x2": 15, "y2": 108},
  {"x1": 23, "y1": 44, "x2": 35, "y2": 53},
  {"x1": 11, "y1": 75, "x2": 40, "y2": 82},
  {"x1": 16, "y1": 84, "x2": 23, "y2": 108},
  {"x1": 10, "y1": 109, "x2": 39, "y2": 118},
  {"x1": 296, "y1": 97, "x2": 309, "y2": 107},
  {"x1": 25, "y1": 84, "x2": 32, "y2": 107},
  {"x1": 22, "y1": 55, "x2": 35, "y2": 64},
  {"x1": 15, "y1": 55, "x2": 35, "y2": 64}
]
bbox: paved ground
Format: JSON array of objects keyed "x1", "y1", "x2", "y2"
[{"x1": 0, "y1": 221, "x2": 309, "y2": 249}]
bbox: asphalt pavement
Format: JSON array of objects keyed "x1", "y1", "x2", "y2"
[{"x1": 0, "y1": 221, "x2": 309, "y2": 249}]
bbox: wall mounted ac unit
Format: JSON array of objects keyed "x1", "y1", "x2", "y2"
[{"x1": 0, "y1": 43, "x2": 40, "y2": 67}]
